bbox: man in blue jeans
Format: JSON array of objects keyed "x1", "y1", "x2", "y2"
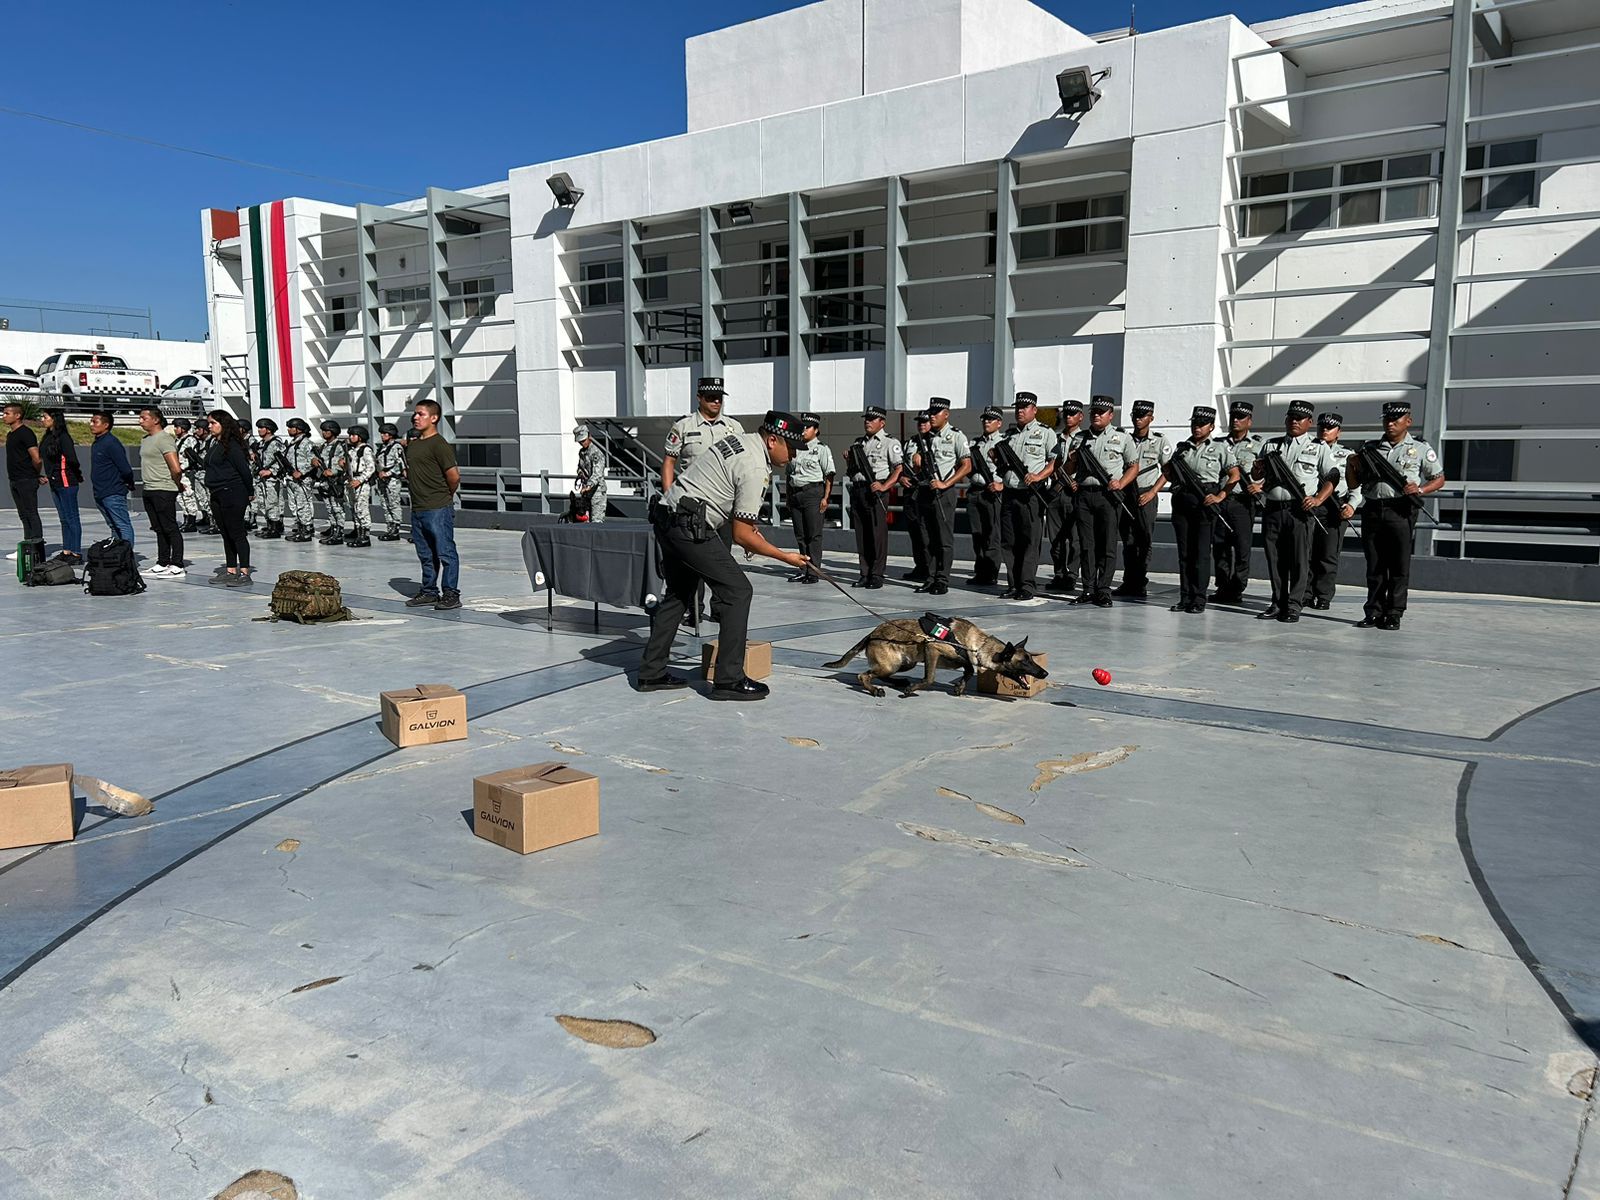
[
  {"x1": 89, "y1": 411, "x2": 137, "y2": 547},
  {"x1": 402, "y1": 399, "x2": 462, "y2": 610}
]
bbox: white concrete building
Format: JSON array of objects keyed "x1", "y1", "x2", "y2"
[{"x1": 201, "y1": 0, "x2": 1600, "y2": 552}]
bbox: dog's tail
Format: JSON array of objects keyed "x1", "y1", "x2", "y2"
[{"x1": 823, "y1": 635, "x2": 872, "y2": 669}]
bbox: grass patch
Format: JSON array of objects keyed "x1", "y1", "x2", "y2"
[{"x1": 19, "y1": 419, "x2": 143, "y2": 448}]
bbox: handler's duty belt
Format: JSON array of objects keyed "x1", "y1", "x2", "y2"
[{"x1": 650, "y1": 494, "x2": 714, "y2": 541}]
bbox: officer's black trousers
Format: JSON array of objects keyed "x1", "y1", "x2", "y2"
[
  {"x1": 1360, "y1": 499, "x2": 1418, "y2": 620},
  {"x1": 1261, "y1": 501, "x2": 1312, "y2": 616},
  {"x1": 1308, "y1": 510, "x2": 1346, "y2": 605},
  {"x1": 1075, "y1": 488, "x2": 1120, "y2": 599},
  {"x1": 1046, "y1": 488, "x2": 1078, "y2": 583},
  {"x1": 1001, "y1": 489, "x2": 1044, "y2": 589},
  {"x1": 968, "y1": 489, "x2": 1002, "y2": 582},
  {"x1": 918, "y1": 486, "x2": 957, "y2": 586},
  {"x1": 1212, "y1": 493, "x2": 1255, "y2": 599},
  {"x1": 641, "y1": 518, "x2": 753, "y2": 690},
  {"x1": 1170, "y1": 495, "x2": 1215, "y2": 609},
  {"x1": 901, "y1": 490, "x2": 928, "y2": 574},
  {"x1": 1117, "y1": 494, "x2": 1158, "y2": 592},
  {"x1": 789, "y1": 483, "x2": 824, "y2": 569},
  {"x1": 849, "y1": 485, "x2": 888, "y2": 583}
]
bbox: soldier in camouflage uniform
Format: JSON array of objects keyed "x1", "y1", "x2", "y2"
[
  {"x1": 573, "y1": 425, "x2": 608, "y2": 523},
  {"x1": 281, "y1": 418, "x2": 316, "y2": 541},
  {"x1": 375, "y1": 422, "x2": 406, "y2": 540},
  {"x1": 187, "y1": 420, "x2": 215, "y2": 533},
  {"x1": 244, "y1": 428, "x2": 263, "y2": 530},
  {"x1": 253, "y1": 418, "x2": 286, "y2": 538},
  {"x1": 172, "y1": 419, "x2": 200, "y2": 532},
  {"x1": 314, "y1": 420, "x2": 350, "y2": 544},
  {"x1": 344, "y1": 424, "x2": 376, "y2": 547}
]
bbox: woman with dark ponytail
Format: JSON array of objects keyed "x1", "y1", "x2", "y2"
[
  {"x1": 38, "y1": 408, "x2": 83, "y2": 560},
  {"x1": 204, "y1": 409, "x2": 256, "y2": 585}
]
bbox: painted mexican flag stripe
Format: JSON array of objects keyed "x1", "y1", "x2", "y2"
[
  {"x1": 269, "y1": 200, "x2": 296, "y2": 410},
  {"x1": 247, "y1": 205, "x2": 272, "y2": 409}
]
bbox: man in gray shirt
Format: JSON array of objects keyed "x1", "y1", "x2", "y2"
[
  {"x1": 785, "y1": 412, "x2": 835, "y2": 583},
  {"x1": 137, "y1": 405, "x2": 185, "y2": 576},
  {"x1": 637, "y1": 411, "x2": 810, "y2": 702}
]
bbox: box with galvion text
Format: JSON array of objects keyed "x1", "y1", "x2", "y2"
[
  {"x1": 380, "y1": 684, "x2": 468, "y2": 747},
  {"x1": 472, "y1": 764, "x2": 600, "y2": 855}
]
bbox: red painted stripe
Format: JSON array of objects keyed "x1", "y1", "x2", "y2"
[{"x1": 269, "y1": 200, "x2": 296, "y2": 410}]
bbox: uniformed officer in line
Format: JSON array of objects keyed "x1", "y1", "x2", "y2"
[
  {"x1": 280, "y1": 418, "x2": 316, "y2": 541},
  {"x1": 1251, "y1": 399, "x2": 1339, "y2": 623},
  {"x1": 664, "y1": 377, "x2": 746, "y2": 623},
  {"x1": 1160, "y1": 406, "x2": 1239, "y2": 613},
  {"x1": 910, "y1": 397, "x2": 972, "y2": 597},
  {"x1": 244, "y1": 424, "x2": 264, "y2": 531},
  {"x1": 1045, "y1": 400, "x2": 1084, "y2": 592},
  {"x1": 187, "y1": 418, "x2": 215, "y2": 533},
  {"x1": 998, "y1": 392, "x2": 1059, "y2": 601},
  {"x1": 1307, "y1": 411, "x2": 1359, "y2": 609},
  {"x1": 1068, "y1": 395, "x2": 1139, "y2": 607},
  {"x1": 845, "y1": 405, "x2": 904, "y2": 589},
  {"x1": 785, "y1": 413, "x2": 836, "y2": 582},
  {"x1": 1346, "y1": 400, "x2": 1445, "y2": 630},
  {"x1": 341, "y1": 425, "x2": 376, "y2": 547},
  {"x1": 1114, "y1": 400, "x2": 1172, "y2": 598},
  {"x1": 314, "y1": 420, "x2": 350, "y2": 544},
  {"x1": 574, "y1": 425, "x2": 608, "y2": 523},
  {"x1": 965, "y1": 405, "x2": 1006, "y2": 587},
  {"x1": 901, "y1": 411, "x2": 933, "y2": 582},
  {"x1": 253, "y1": 418, "x2": 285, "y2": 539},
  {"x1": 172, "y1": 419, "x2": 200, "y2": 533},
  {"x1": 375, "y1": 422, "x2": 407, "y2": 541},
  {"x1": 636, "y1": 411, "x2": 810, "y2": 701},
  {"x1": 1212, "y1": 400, "x2": 1263, "y2": 603}
]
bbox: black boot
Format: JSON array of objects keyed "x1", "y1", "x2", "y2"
[
  {"x1": 319, "y1": 527, "x2": 345, "y2": 545},
  {"x1": 258, "y1": 520, "x2": 282, "y2": 540},
  {"x1": 181, "y1": 516, "x2": 197, "y2": 533},
  {"x1": 346, "y1": 531, "x2": 371, "y2": 548},
  {"x1": 378, "y1": 524, "x2": 401, "y2": 542}
]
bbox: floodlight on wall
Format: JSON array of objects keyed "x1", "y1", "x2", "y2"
[
  {"x1": 1056, "y1": 66, "x2": 1109, "y2": 117},
  {"x1": 727, "y1": 202, "x2": 754, "y2": 227},
  {"x1": 547, "y1": 172, "x2": 585, "y2": 208}
]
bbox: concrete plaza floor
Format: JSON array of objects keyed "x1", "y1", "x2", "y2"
[{"x1": 1, "y1": 509, "x2": 1597, "y2": 1199}]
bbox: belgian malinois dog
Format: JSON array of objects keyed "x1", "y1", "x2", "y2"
[{"x1": 824, "y1": 616, "x2": 1049, "y2": 698}]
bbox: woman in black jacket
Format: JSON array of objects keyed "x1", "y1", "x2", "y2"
[
  {"x1": 38, "y1": 409, "x2": 84, "y2": 561},
  {"x1": 204, "y1": 409, "x2": 256, "y2": 586}
]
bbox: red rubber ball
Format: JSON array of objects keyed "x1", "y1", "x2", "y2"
[{"x1": 1092, "y1": 668, "x2": 1112, "y2": 686}]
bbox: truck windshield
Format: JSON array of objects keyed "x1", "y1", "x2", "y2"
[{"x1": 66, "y1": 355, "x2": 131, "y2": 370}]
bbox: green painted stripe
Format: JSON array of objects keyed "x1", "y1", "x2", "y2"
[{"x1": 247, "y1": 206, "x2": 273, "y2": 409}]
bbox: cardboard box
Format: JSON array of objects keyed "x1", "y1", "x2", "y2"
[
  {"x1": 473, "y1": 763, "x2": 600, "y2": 855},
  {"x1": 977, "y1": 652, "x2": 1049, "y2": 699},
  {"x1": 0, "y1": 763, "x2": 75, "y2": 850},
  {"x1": 699, "y1": 639, "x2": 773, "y2": 682},
  {"x1": 381, "y1": 684, "x2": 468, "y2": 748}
]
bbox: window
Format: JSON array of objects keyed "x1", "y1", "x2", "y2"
[
  {"x1": 66, "y1": 353, "x2": 130, "y2": 371},
  {"x1": 329, "y1": 294, "x2": 352, "y2": 333},
  {"x1": 582, "y1": 260, "x2": 622, "y2": 308},
  {"x1": 448, "y1": 277, "x2": 496, "y2": 320},
  {"x1": 1443, "y1": 439, "x2": 1514, "y2": 481},
  {"x1": 1018, "y1": 194, "x2": 1126, "y2": 261},
  {"x1": 457, "y1": 442, "x2": 504, "y2": 468},
  {"x1": 1466, "y1": 139, "x2": 1538, "y2": 214},
  {"x1": 642, "y1": 255, "x2": 668, "y2": 304},
  {"x1": 382, "y1": 285, "x2": 428, "y2": 328}
]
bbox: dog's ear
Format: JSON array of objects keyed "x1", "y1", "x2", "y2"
[
  {"x1": 1015, "y1": 636, "x2": 1029, "y2": 653},
  {"x1": 999, "y1": 641, "x2": 1016, "y2": 660}
]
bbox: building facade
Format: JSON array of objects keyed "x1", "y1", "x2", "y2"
[{"x1": 201, "y1": 0, "x2": 1600, "y2": 551}]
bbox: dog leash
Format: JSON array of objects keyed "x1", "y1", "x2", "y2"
[{"x1": 805, "y1": 561, "x2": 896, "y2": 622}]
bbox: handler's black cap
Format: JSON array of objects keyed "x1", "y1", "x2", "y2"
[
  {"x1": 761, "y1": 410, "x2": 807, "y2": 446},
  {"x1": 1090, "y1": 394, "x2": 1116, "y2": 412},
  {"x1": 1383, "y1": 400, "x2": 1412, "y2": 419},
  {"x1": 256, "y1": 417, "x2": 278, "y2": 433},
  {"x1": 380, "y1": 421, "x2": 399, "y2": 437},
  {"x1": 927, "y1": 397, "x2": 951, "y2": 412},
  {"x1": 1191, "y1": 405, "x2": 1217, "y2": 423},
  {"x1": 320, "y1": 419, "x2": 342, "y2": 435},
  {"x1": 981, "y1": 405, "x2": 1004, "y2": 421},
  {"x1": 1317, "y1": 411, "x2": 1342, "y2": 429},
  {"x1": 863, "y1": 404, "x2": 887, "y2": 420},
  {"x1": 1287, "y1": 399, "x2": 1316, "y2": 420},
  {"x1": 1014, "y1": 391, "x2": 1038, "y2": 408},
  {"x1": 696, "y1": 377, "x2": 726, "y2": 396},
  {"x1": 1131, "y1": 400, "x2": 1155, "y2": 417}
]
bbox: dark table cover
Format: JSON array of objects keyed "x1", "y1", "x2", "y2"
[{"x1": 521, "y1": 523, "x2": 663, "y2": 609}]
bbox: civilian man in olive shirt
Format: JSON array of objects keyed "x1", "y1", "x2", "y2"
[
  {"x1": 404, "y1": 399, "x2": 462, "y2": 611},
  {"x1": 137, "y1": 406, "x2": 186, "y2": 576}
]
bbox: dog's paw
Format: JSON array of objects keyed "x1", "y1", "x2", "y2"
[
  {"x1": 952, "y1": 683, "x2": 967, "y2": 697},
  {"x1": 869, "y1": 686, "x2": 886, "y2": 698}
]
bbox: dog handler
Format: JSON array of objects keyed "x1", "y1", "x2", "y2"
[{"x1": 636, "y1": 411, "x2": 811, "y2": 702}]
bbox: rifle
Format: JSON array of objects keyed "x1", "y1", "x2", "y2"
[
  {"x1": 992, "y1": 437, "x2": 1050, "y2": 500},
  {"x1": 967, "y1": 435, "x2": 998, "y2": 489},
  {"x1": 1074, "y1": 433, "x2": 1146, "y2": 543},
  {"x1": 846, "y1": 440, "x2": 887, "y2": 513},
  {"x1": 909, "y1": 433, "x2": 936, "y2": 487},
  {"x1": 1259, "y1": 448, "x2": 1330, "y2": 534},
  {"x1": 1165, "y1": 443, "x2": 1233, "y2": 535},
  {"x1": 1357, "y1": 441, "x2": 1444, "y2": 527}
]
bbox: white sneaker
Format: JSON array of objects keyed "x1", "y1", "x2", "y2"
[
  {"x1": 4, "y1": 551, "x2": 17, "y2": 561},
  {"x1": 165, "y1": 565, "x2": 186, "y2": 577}
]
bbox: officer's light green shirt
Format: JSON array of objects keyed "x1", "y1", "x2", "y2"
[
  {"x1": 1073, "y1": 425, "x2": 1137, "y2": 488},
  {"x1": 1259, "y1": 432, "x2": 1338, "y2": 500},
  {"x1": 1358, "y1": 433, "x2": 1442, "y2": 500},
  {"x1": 1001, "y1": 419, "x2": 1059, "y2": 488},
  {"x1": 918, "y1": 426, "x2": 971, "y2": 481},
  {"x1": 1173, "y1": 437, "x2": 1236, "y2": 488},
  {"x1": 663, "y1": 431, "x2": 774, "y2": 529},
  {"x1": 664, "y1": 411, "x2": 745, "y2": 470},
  {"x1": 1132, "y1": 431, "x2": 1174, "y2": 488},
  {"x1": 787, "y1": 441, "x2": 835, "y2": 487},
  {"x1": 848, "y1": 430, "x2": 903, "y2": 484}
]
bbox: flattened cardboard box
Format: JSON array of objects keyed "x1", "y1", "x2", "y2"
[
  {"x1": 381, "y1": 684, "x2": 468, "y2": 747},
  {"x1": 0, "y1": 763, "x2": 75, "y2": 850},
  {"x1": 699, "y1": 640, "x2": 772, "y2": 682},
  {"x1": 977, "y1": 652, "x2": 1049, "y2": 699},
  {"x1": 474, "y1": 763, "x2": 599, "y2": 855}
]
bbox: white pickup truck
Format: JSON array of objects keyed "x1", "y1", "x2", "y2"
[{"x1": 35, "y1": 349, "x2": 160, "y2": 408}]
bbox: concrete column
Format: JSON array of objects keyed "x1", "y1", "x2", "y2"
[
  {"x1": 623, "y1": 219, "x2": 644, "y2": 418},
  {"x1": 991, "y1": 159, "x2": 1017, "y2": 408},
  {"x1": 700, "y1": 207, "x2": 722, "y2": 382},
  {"x1": 424, "y1": 190, "x2": 455, "y2": 442},
  {"x1": 884, "y1": 175, "x2": 907, "y2": 412},
  {"x1": 787, "y1": 192, "x2": 811, "y2": 411},
  {"x1": 355, "y1": 204, "x2": 384, "y2": 434}
]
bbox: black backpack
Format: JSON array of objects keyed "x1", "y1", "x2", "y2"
[
  {"x1": 27, "y1": 554, "x2": 80, "y2": 588},
  {"x1": 84, "y1": 538, "x2": 146, "y2": 596}
]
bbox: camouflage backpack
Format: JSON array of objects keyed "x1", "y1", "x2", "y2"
[{"x1": 269, "y1": 570, "x2": 353, "y2": 623}]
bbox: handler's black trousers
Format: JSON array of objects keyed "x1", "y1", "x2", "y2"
[
  {"x1": 642, "y1": 515, "x2": 752, "y2": 689},
  {"x1": 1308, "y1": 509, "x2": 1346, "y2": 605},
  {"x1": 1170, "y1": 494, "x2": 1215, "y2": 609},
  {"x1": 968, "y1": 488, "x2": 1002, "y2": 582},
  {"x1": 902, "y1": 489, "x2": 929, "y2": 575},
  {"x1": 1361, "y1": 499, "x2": 1418, "y2": 620},
  {"x1": 789, "y1": 483, "x2": 824, "y2": 569},
  {"x1": 1001, "y1": 489, "x2": 1044, "y2": 589},
  {"x1": 1118, "y1": 494, "x2": 1157, "y2": 593},
  {"x1": 1261, "y1": 501, "x2": 1312, "y2": 616},
  {"x1": 1075, "y1": 488, "x2": 1120, "y2": 600},
  {"x1": 1046, "y1": 487, "x2": 1078, "y2": 584},
  {"x1": 918, "y1": 486, "x2": 957, "y2": 587},
  {"x1": 849, "y1": 484, "x2": 888, "y2": 583},
  {"x1": 1212, "y1": 493, "x2": 1256, "y2": 599}
]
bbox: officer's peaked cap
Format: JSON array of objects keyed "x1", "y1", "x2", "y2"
[
  {"x1": 696, "y1": 377, "x2": 727, "y2": 395},
  {"x1": 761, "y1": 410, "x2": 807, "y2": 446}
]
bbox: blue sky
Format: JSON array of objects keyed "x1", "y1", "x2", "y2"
[{"x1": 1, "y1": 0, "x2": 1310, "y2": 343}]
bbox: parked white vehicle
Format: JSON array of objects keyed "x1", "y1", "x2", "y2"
[
  {"x1": 0, "y1": 364, "x2": 33, "y2": 394},
  {"x1": 161, "y1": 371, "x2": 214, "y2": 403},
  {"x1": 35, "y1": 349, "x2": 160, "y2": 404}
]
